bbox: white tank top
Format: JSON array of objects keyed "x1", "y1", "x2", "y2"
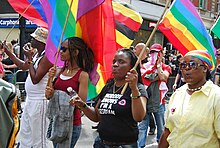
[{"x1": 25, "y1": 51, "x2": 48, "y2": 99}]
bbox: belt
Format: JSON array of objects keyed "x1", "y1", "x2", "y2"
[{"x1": 102, "y1": 140, "x2": 132, "y2": 146}]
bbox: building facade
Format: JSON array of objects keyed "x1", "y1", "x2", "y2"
[{"x1": 122, "y1": 0, "x2": 220, "y2": 48}]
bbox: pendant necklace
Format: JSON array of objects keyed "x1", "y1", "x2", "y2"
[
  {"x1": 113, "y1": 82, "x2": 124, "y2": 94},
  {"x1": 67, "y1": 67, "x2": 79, "y2": 74}
]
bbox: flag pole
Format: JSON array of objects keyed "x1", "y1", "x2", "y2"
[
  {"x1": 121, "y1": 0, "x2": 171, "y2": 94},
  {"x1": 46, "y1": 0, "x2": 74, "y2": 89},
  {"x1": 5, "y1": 0, "x2": 36, "y2": 41}
]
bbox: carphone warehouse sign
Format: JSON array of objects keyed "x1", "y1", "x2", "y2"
[{"x1": 0, "y1": 18, "x2": 37, "y2": 28}]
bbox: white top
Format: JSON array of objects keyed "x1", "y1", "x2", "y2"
[{"x1": 25, "y1": 51, "x2": 48, "y2": 99}]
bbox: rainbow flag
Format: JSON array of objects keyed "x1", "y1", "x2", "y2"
[
  {"x1": 211, "y1": 16, "x2": 220, "y2": 39},
  {"x1": 158, "y1": 0, "x2": 216, "y2": 66},
  {"x1": 8, "y1": 0, "x2": 143, "y2": 100},
  {"x1": 8, "y1": 0, "x2": 48, "y2": 28},
  {"x1": 39, "y1": 0, "x2": 117, "y2": 100}
]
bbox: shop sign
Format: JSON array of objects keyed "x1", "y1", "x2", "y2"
[{"x1": 0, "y1": 18, "x2": 37, "y2": 28}]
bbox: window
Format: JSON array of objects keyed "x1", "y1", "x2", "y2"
[{"x1": 199, "y1": 0, "x2": 207, "y2": 9}]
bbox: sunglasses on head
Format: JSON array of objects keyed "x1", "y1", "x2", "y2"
[
  {"x1": 179, "y1": 61, "x2": 205, "y2": 70},
  {"x1": 60, "y1": 47, "x2": 68, "y2": 52}
]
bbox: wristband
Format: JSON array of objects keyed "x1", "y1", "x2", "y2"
[
  {"x1": 28, "y1": 60, "x2": 34, "y2": 65},
  {"x1": 157, "y1": 64, "x2": 161, "y2": 68},
  {"x1": 82, "y1": 102, "x2": 87, "y2": 108},
  {"x1": 130, "y1": 92, "x2": 141, "y2": 99}
]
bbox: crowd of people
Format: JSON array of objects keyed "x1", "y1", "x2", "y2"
[{"x1": 0, "y1": 27, "x2": 220, "y2": 148}]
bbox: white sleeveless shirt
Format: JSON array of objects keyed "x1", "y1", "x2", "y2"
[{"x1": 25, "y1": 51, "x2": 48, "y2": 99}]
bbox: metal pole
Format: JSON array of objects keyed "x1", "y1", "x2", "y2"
[{"x1": 19, "y1": 15, "x2": 26, "y2": 60}]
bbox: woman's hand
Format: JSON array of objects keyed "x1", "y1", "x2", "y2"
[
  {"x1": 2, "y1": 41, "x2": 10, "y2": 52},
  {"x1": 70, "y1": 96, "x2": 87, "y2": 109},
  {"x1": 23, "y1": 43, "x2": 33, "y2": 60},
  {"x1": 45, "y1": 86, "x2": 54, "y2": 99},
  {"x1": 48, "y1": 66, "x2": 57, "y2": 78},
  {"x1": 125, "y1": 68, "x2": 138, "y2": 90}
]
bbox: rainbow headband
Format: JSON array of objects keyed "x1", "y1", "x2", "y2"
[{"x1": 185, "y1": 50, "x2": 214, "y2": 71}]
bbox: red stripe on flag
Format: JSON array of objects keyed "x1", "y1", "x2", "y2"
[
  {"x1": 158, "y1": 23, "x2": 188, "y2": 55},
  {"x1": 114, "y1": 10, "x2": 141, "y2": 32},
  {"x1": 78, "y1": 0, "x2": 117, "y2": 79},
  {"x1": 8, "y1": 0, "x2": 48, "y2": 28}
]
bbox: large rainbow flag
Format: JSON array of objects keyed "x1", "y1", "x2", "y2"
[
  {"x1": 158, "y1": 0, "x2": 216, "y2": 67},
  {"x1": 8, "y1": 0, "x2": 143, "y2": 100}
]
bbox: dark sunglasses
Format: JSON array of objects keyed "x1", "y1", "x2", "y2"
[
  {"x1": 216, "y1": 54, "x2": 220, "y2": 56},
  {"x1": 179, "y1": 61, "x2": 205, "y2": 70},
  {"x1": 60, "y1": 47, "x2": 68, "y2": 52}
]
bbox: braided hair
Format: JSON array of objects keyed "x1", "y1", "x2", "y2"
[{"x1": 64, "y1": 37, "x2": 94, "y2": 72}]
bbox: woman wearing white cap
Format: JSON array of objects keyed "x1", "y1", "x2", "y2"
[{"x1": 3, "y1": 27, "x2": 53, "y2": 148}]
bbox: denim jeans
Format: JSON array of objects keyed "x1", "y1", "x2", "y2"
[
  {"x1": 53, "y1": 124, "x2": 81, "y2": 148},
  {"x1": 5, "y1": 73, "x2": 14, "y2": 84},
  {"x1": 138, "y1": 104, "x2": 165, "y2": 147},
  {"x1": 93, "y1": 136, "x2": 138, "y2": 148},
  {"x1": 70, "y1": 125, "x2": 82, "y2": 148}
]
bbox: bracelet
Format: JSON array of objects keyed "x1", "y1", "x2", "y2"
[
  {"x1": 130, "y1": 92, "x2": 141, "y2": 99},
  {"x1": 79, "y1": 102, "x2": 87, "y2": 110},
  {"x1": 28, "y1": 60, "x2": 34, "y2": 65},
  {"x1": 82, "y1": 102, "x2": 87, "y2": 108},
  {"x1": 157, "y1": 64, "x2": 161, "y2": 68}
]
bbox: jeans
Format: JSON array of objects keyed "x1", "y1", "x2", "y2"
[
  {"x1": 93, "y1": 136, "x2": 138, "y2": 148},
  {"x1": 138, "y1": 104, "x2": 165, "y2": 147},
  {"x1": 5, "y1": 73, "x2": 14, "y2": 84},
  {"x1": 53, "y1": 124, "x2": 81, "y2": 148},
  {"x1": 70, "y1": 125, "x2": 82, "y2": 148}
]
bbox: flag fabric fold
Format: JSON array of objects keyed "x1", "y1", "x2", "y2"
[
  {"x1": 8, "y1": 0, "x2": 48, "y2": 28},
  {"x1": 113, "y1": 1, "x2": 143, "y2": 48},
  {"x1": 211, "y1": 16, "x2": 220, "y2": 39},
  {"x1": 158, "y1": 0, "x2": 216, "y2": 67},
  {"x1": 8, "y1": 0, "x2": 143, "y2": 100}
]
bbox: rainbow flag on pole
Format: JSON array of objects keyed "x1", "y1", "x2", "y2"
[
  {"x1": 8, "y1": 0, "x2": 143, "y2": 100},
  {"x1": 158, "y1": 0, "x2": 216, "y2": 67},
  {"x1": 211, "y1": 16, "x2": 220, "y2": 39},
  {"x1": 39, "y1": 0, "x2": 116, "y2": 100}
]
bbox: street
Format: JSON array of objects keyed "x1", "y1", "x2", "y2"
[
  {"x1": 17, "y1": 102, "x2": 158, "y2": 148},
  {"x1": 75, "y1": 115, "x2": 158, "y2": 148}
]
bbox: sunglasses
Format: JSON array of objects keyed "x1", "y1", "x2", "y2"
[
  {"x1": 216, "y1": 54, "x2": 220, "y2": 56},
  {"x1": 60, "y1": 47, "x2": 68, "y2": 52},
  {"x1": 179, "y1": 61, "x2": 205, "y2": 70}
]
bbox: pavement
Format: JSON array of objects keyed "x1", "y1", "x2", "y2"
[
  {"x1": 76, "y1": 115, "x2": 158, "y2": 148},
  {"x1": 17, "y1": 102, "x2": 158, "y2": 148}
]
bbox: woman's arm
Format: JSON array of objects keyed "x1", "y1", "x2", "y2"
[
  {"x1": 214, "y1": 75, "x2": 219, "y2": 85},
  {"x1": 173, "y1": 73, "x2": 180, "y2": 90},
  {"x1": 73, "y1": 71, "x2": 101, "y2": 122},
  {"x1": 131, "y1": 87, "x2": 147, "y2": 121},
  {"x1": 126, "y1": 68, "x2": 147, "y2": 121},
  {"x1": 158, "y1": 127, "x2": 170, "y2": 148},
  {"x1": 3, "y1": 43, "x2": 29, "y2": 71},
  {"x1": 78, "y1": 71, "x2": 89, "y2": 102},
  {"x1": 29, "y1": 56, "x2": 53, "y2": 84}
]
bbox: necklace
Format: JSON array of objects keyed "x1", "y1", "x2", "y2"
[
  {"x1": 113, "y1": 82, "x2": 124, "y2": 94},
  {"x1": 66, "y1": 67, "x2": 79, "y2": 74},
  {"x1": 187, "y1": 86, "x2": 202, "y2": 92}
]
